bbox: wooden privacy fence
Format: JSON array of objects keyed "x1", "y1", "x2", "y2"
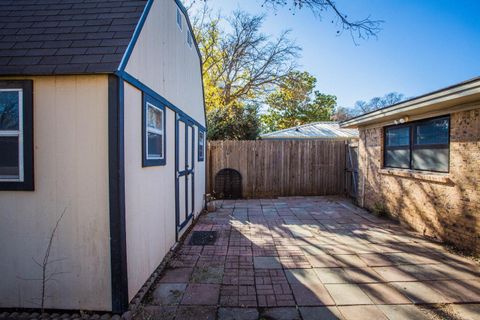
[{"x1": 207, "y1": 140, "x2": 349, "y2": 198}]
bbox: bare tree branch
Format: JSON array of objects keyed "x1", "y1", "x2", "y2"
[{"x1": 261, "y1": 0, "x2": 383, "y2": 42}]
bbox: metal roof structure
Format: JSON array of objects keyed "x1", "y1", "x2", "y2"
[
  {"x1": 260, "y1": 122, "x2": 359, "y2": 140},
  {"x1": 0, "y1": 0, "x2": 148, "y2": 75}
]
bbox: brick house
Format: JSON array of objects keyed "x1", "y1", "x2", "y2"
[{"x1": 341, "y1": 77, "x2": 480, "y2": 253}]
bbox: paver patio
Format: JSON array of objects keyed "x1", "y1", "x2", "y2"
[{"x1": 140, "y1": 196, "x2": 480, "y2": 320}]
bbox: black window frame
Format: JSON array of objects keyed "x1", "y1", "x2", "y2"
[
  {"x1": 383, "y1": 115, "x2": 450, "y2": 173},
  {"x1": 198, "y1": 129, "x2": 205, "y2": 162},
  {"x1": 0, "y1": 80, "x2": 34, "y2": 191},
  {"x1": 142, "y1": 93, "x2": 166, "y2": 167}
]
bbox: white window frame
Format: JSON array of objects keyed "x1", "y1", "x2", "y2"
[
  {"x1": 146, "y1": 102, "x2": 164, "y2": 161},
  {"x1": 0, "y1": 88, "x2": 23, "y2": 182},
  {"x1": 176, "y1": 7, "x2": 183, "y2": 31},
  {"x1": 198, "y1": 130, "x2": 205, "y2": 161}
]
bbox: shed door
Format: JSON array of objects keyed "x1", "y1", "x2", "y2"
[{"x1": 176, "y1": 115, "x2": 195, "y2": 236}]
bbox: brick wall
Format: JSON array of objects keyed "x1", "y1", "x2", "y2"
[{"x1": 357, "y1": 107, "x2": 480, "y2": 253}]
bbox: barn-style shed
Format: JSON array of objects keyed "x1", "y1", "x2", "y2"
[{"x1": 0, "y1": 0, "x2": 206, "y2": 313}]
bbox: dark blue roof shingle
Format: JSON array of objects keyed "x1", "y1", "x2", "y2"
[{"x1": 0, "y1": 0, "x2": 148, "y2": 75}]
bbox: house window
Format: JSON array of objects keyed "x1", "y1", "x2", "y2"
[
  {"x1": 187, "y1": 30, "x2": 193, "y2": 48},
  {"x1": 142, "y1": 94, "x2": 166, "y2": 167},
  {"x1": 0, "y1": 80, "x2": 34, "y2": 190},
  {"x1": 176, "y1": 7, "x2": 183, "y2": 31},
  {"x1": 384, "y1": 116, "x2": 450, "y2": 173},
  {"x1": 198, "y1": 130, "x2": 205, "y2": 162}
]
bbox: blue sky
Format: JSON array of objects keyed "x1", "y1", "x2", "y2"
[{"x1": 198, "y1": 0, "x2": 480, "y2": 108}]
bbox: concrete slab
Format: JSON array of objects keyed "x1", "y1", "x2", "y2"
[
  {"x1": 428, "y1": 280, "x2": 480, "y2": 303},
  {"x1": 314, "y1": 268, "x2": 349, "y2": 284},
  {"x1": 191, "y1": 266, "x2": 224, "y2": 284},
  {"x1": 391, "y1": 281, "x2": 450, "y2": 304},
  {"x1": 377, "y1": 305, "x2": 431, "y2": 320},
  {"x1": 343, "y1": 267, "x2": 384, "y2": 283},
  {"x1": 305, "y1": 253, "x2": 343, "y2": 268},
  {"x1": 357, "y1": 283, "x2": 411, "y2": 304},
  {"x1": 253, "y1": 256, "x2": 282, "y2": 269},
  {"x1": 181, "y1": 284, "x2": 220, "y2": 305},
  {"x1": 175, "y1": 306, "x2": 217, "y2": 320},
  {"x1": 261, "y1": 307, "x2": 301, "y2": 320},
  {"x1": 290, "y1": 283, "x2": 335, "y2": 306},
  {"x1": 159, "y1": 268, "x2": 193, "y2": 283},
  {"x1": 338, "y1": 305, "x2": 387, "y2": 320},
  {"x1": 218, "y1": 308, "x2": 259, "y2": 320},
  {"x1": 140, "y1": 306, "x2": 177, "y2": 320},
  {"x1": 139, "y1": 196, "x2": 480, "y2": 320},
  {"x1": 324, "y1": 284, "x2": 373, "y2": 305},
  {"x1": 299, "y1": 306, "x2": 345, "y2": 320},
  {"x1": 151, "y1": 283, "x2": 187, "y2": 305},
  {"x1": 372, "y1": 266, "x2": 417, "y2": 282},
  {"x1": 285, "y1": 268, "x2": 322, "y2": 286}
]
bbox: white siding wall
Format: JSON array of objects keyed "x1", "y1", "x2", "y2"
[
  {"x1": 122, "y1": 0, "x2": 207, "y2": 299},
  {"x1": 123, "y1": 82, "x2": 177, "y2": 300},
  {"x1": 0, "y1": 75, "x2": 111, "y2": 311},
  {"x1": 125, "y1": 0, "x2": 205, "y2": 127}
]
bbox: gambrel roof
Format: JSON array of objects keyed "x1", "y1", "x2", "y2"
[{"x1": 0, "y1": 0, "x2": 148, "y2": 75}]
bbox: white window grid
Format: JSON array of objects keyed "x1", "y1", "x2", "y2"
[{"x1": 199, "y1": 131, "x2": 204, "y2": 158}]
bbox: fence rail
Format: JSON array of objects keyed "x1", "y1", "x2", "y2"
[{"x1": 207, "y1": 140, "x2": 349, "y2": 198}]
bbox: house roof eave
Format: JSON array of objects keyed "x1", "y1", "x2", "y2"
[{"x1": 340, "y1": 77, "x2": 480, "y2": 128}]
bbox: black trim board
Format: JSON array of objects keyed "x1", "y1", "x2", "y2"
[
  {"x1": 0, "y1": 80, "x2": 34, "y2": 191},
  {"x1": 116, "y1": 71, "x2": 206, "y2": 131},
  {"x1": 108, "y1": 75, "x2": 129, "y2": 313}
]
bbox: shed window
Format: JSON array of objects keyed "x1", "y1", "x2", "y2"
[
  {"x1": 176, "y1": 7, "x2": 183, "y2": 31},
  {"x1": 384, "y1": 116, "x2": 450, "y2": 173},
  {"x1": 142, "y1": 94, "x2": 166, "y2": 167},
  {"x1": 187, "y1": 30, "x2": 193, "y2": 48},
  {"x1": 0, "y1": 80, "x2": 34, "y2": 190},
  {"x1": 198, "y1": 130, "x2": 205, "y2": 162}
]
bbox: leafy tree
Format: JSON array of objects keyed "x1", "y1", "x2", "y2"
[
  {"x1": 207, "y1": 104, "x2": 261, "y2": 140},
  {"x1": 189, "y1": 6, "x2": 300, "y2": 139},
  {"x1": 262, "y1": 71, "x2": 336, "y2": 132}
]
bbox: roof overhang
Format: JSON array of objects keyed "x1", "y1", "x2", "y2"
[{"x1": 340, "y1": 77, "x2": 480, "y2": 128}]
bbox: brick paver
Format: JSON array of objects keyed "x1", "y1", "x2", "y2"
[{"x1": 140, "y1": 196, "x2": 480, "y2": 320}]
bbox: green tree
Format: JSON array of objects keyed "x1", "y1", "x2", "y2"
[
  {"x1": 189, "y1": 6, "x2": 300, "y2": 140},
  {"x1": 262, "y1": 71, "x2": 336, "y2": 132},
  {"x1": 207, "y1": 104, "x2": 261, "y2": 140}
]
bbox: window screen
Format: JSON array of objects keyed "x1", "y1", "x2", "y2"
[
  {"x1": 0, "y1": 90, "x2": 21, "y2": 180},
  {"x1": 198, "y1": 130, "x2": 205, "y2": 161},
  {"x1": 142, "y1": 94, "x2": 166, "y2": 167},
  {"x1": 146, "y1": 103, "x2": 164, "y2": 160},
  {"x1": 176, "y1": 7, "x2": 183, "y2": 30},
  {"x1": 0, "y1": 80, "x2": 34, "y2": 191},
  {"x1": 384, "y1": 125, "x2": 410, "y2": 169}
]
